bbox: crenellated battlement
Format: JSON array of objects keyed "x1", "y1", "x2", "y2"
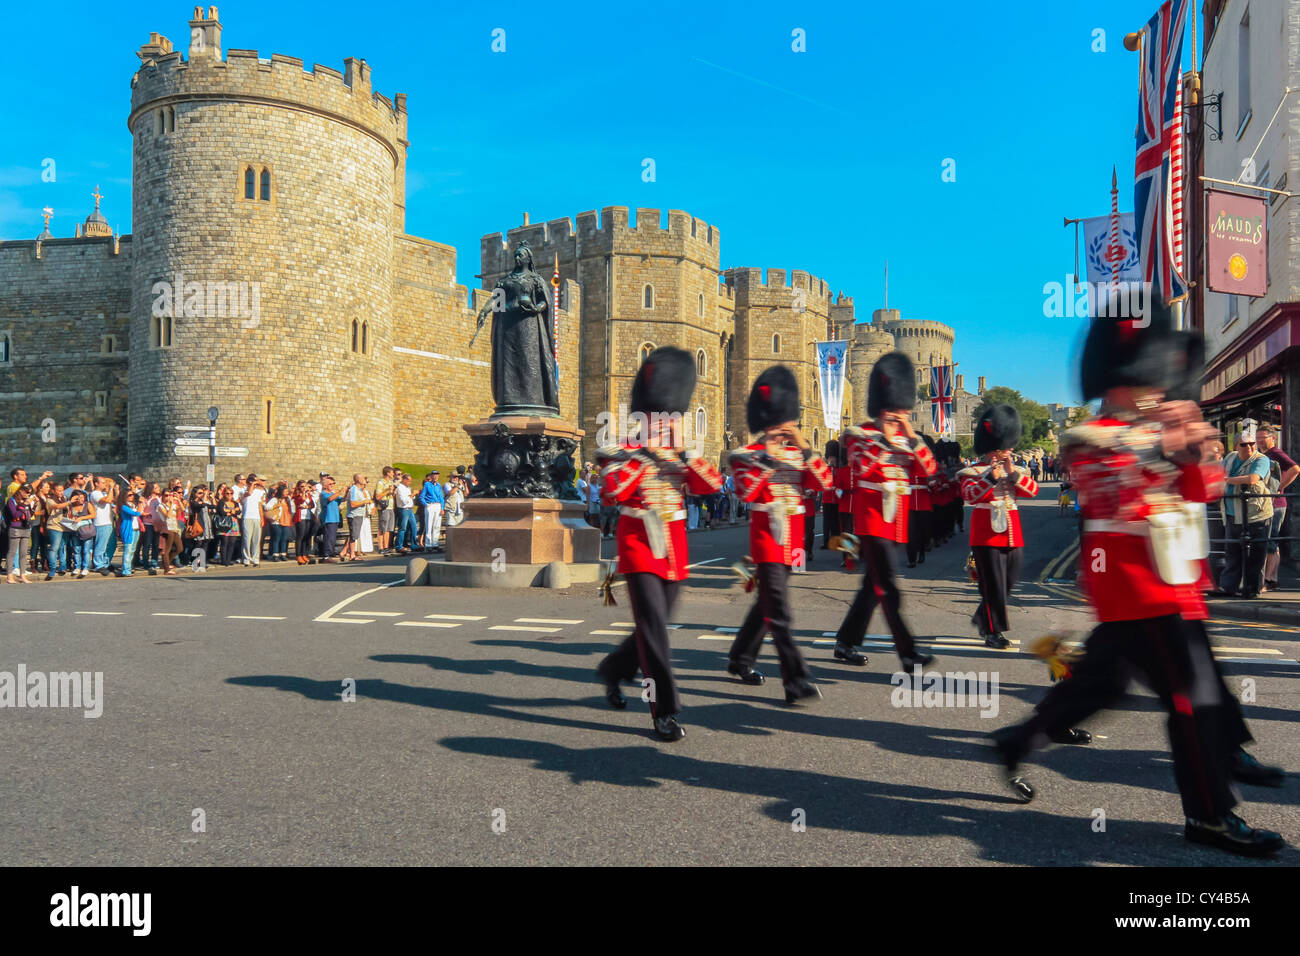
[
  {"x1": 129, "y1": 13, "x2": 406, "y2": 157},
  {"x1": 882, "y1": 318, "x2": 955, "y2": 341},
  {"x1": 0, "y1": 235, "x2": 131, "y2": 264},
  {"x1": 722, "y1": 267, "x2": 832, "y2": 313},
  {"x1": 480, "y1": 206, "x2": 722, "y2": 277}
]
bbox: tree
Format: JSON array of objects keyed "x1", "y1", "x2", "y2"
[{"x1": 971, "y1": 386, "x2": 1052, "y2": 451}]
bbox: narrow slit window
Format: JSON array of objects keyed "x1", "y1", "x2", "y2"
[
  {"x1": 260, "y1": 168, "x2": 271, "y2": 201},
  {"x1": 244, "y1": 166, "x2": 255, "y2": 200}
]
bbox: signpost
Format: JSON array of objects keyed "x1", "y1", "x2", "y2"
[
  {"x1": 170, "y1": 406, "x2": 229, "y2": 478},
  {"x1": 174, "y1": 445, "x2": 247, "y2": 458}
]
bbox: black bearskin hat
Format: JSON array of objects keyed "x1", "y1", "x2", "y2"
[
  {"x1": 1079, "y1": 292, "x2": 1203, "y2": 401},
  {"x1": 974, "y1": 404, "x2": 1021, "y2": 455},
  {"x1": 868, "y1": 352, "x2": 916, "y2": 418},
  {"x1": 922, "y1": 434, "x2": 937, "y2": 454},
  {"x1": 630, "y1": 346, "x2": 695, "y2": 416},
  {"x1": 824, "y1": 439, "x2": 841, "y2": 463},
  {"x1": 747, "y1": 365, "x2": 801, "y2": 433}
]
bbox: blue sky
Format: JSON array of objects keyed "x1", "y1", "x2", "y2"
[{"x1": 0, "y1": 0, "x2": 1191, "y2": 404}]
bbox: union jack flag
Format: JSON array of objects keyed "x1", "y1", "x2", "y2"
[
  {"x1": 1134, "y1": 0, "x2": 1189, "y2": 303},
  {"x1": 930, "y1": 365, "x2": 954, "y2": 437}
]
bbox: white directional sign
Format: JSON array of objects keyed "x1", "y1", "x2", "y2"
[
  {"x1": 214, "y1": 447, "x2": 249, "y2": 458},
  {"x1": 175, "y1": 425, "x2": 211, "y2": 432},
  {"x1": 174, "y1": 446, "x2": 210, "y2": 457},
  {"x1": 173, "y1": 438, "x2": 212, "y2": 447}
]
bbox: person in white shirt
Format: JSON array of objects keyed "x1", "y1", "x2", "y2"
[
  {"x1": 89, "y1": 477, "x2": 116, "y2": 573},
  {"x1": 240, "y1": 475, "x2": 266, "y2": 566},
  {"x1": 393, "y1": 472, "x2": 417, "y2": 552}
]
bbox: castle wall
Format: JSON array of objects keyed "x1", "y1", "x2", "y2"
[
  {"x1": 0, "y1": 237, "x2": 132, "y2": 474},
  {"x1": 127, "y1": 42, "x2": 402, "y2": 481},
  {"x1": 390, "y1": 234, "x2": 581, "y2": 468}
]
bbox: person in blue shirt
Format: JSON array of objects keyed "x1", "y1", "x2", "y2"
[
  {"x1": 1219, "y1": 426, "x2": 1273, "y2": 598},
  {"x1": 117, "y1": 494, "x2": 143, "y2": 576},
  {"x1": 418, "y1": 470, "x2": 446, "y2": 552},
  {"x1": 318, "y1": 475, "x2": 345, "y2": 561}
]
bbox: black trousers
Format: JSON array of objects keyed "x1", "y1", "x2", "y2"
[
  {"x1": 1219, "y1": 517, "x2": 1267, "y2": 596},
  {"x1": 906, "y1": 511, "x2": 931, "y2": 565},
  {"x1": 820, "y1": 502, "x2": 839, "y2": 548},
  {"x1": 954, "y1": 501, "x2": 964, "y2": 531},
  {"x1": 835, "y1": 535, "x2": 918, "y2": 659},
  {"x1": 1007, "y1": 615, "x2": 1247, "y2": 821},
  {"x1": 728, "y1": 562, "x2": 811, "y2": 684},
  {"x1": 972, "y1": 544, "x2": 1022, "y2": 636},
  {"x1": 599, "y1": 572, "x2": 682, "y2": 718}
]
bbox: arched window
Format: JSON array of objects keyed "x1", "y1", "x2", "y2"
[
  {"x1": 351, "y1": 319, "x2": 360, "y2": 353},
  {"x1": 639, "y1": 342, "x2": 654, "y2": 362},
  {"x1": 696, "y1": 348, "x2": 706, "y2": 377},
  {"x1": 244, "y1": 166, "x2": 255, "y2": 200},
  {"x1": 260, "y1": 167, "x2": 271, "y2": 201},
  {"x1": 157, "y1": 110, "x2": 164, "y2": 134},
  {"x1": 643, "y1": 285, "x2": 654, "y2": 309},
  {"x1": 167, "y1": 106, "x2": 175, "y2": 132},
  {"x1": 813, "y1": 429, "x2": 819, "y2": 448},
  {"x1": 772, "y1": 333, "x2": 781, "y2": 354},
  {"x1": 696, "y1": 407, "x2": 707, "y2": 439},
  {"x1": 0, "y1": 332, "x2": 10, "y2": 364},
  {"x1": 361, "y1": 321, "x2": 369, "y2": 355}
]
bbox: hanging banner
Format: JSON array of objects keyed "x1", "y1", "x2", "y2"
[
  {"x1": 1206, "y1": 190, "x2": 1268, "y2": 298},
  {"x1": 1081, "y1": 212, "x2": 1141, "y2": 286},
  {"x1": 816, "y1": 340, "x2": 848, "y2": 432}
]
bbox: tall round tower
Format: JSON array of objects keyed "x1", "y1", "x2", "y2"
[
  {"x1": 848, "y1": 325, "x2": 895, "y2": 420},
  {"x1": 126, "y1": 7, "x2": 407, "y2": 479}
]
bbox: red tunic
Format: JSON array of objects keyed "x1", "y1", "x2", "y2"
[
  {"x1": 908, "y1": 456, "x2": 933, "y2": 512},
  {"x1": 959, "y1": 461, "x2": 1038, "y2": 547},
  {"x1": 597, "y1": 444, "x2": 722, "y2": 581},
  {"x1": 835, "y1": 465, "x2": 853, "y2": 516},
  {"x1": 730, "y1": 443, "x2": 833, "y2": 565},
  {"x1": 842, "y1": 423, "x2": 937, "y2": 542},
  {"x1": 1064, "y1": 416, "x2": 1223, "y2": 622}
]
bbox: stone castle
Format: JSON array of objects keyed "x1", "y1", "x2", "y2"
[{"x1": 0, "y1": 7, "x2": 985, "y2": 480}]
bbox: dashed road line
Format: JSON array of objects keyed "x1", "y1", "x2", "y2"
[
  {"x1": 514, "y1": 617, "x2": 583, "y2": 625},
  {"x1": 590, "y1": 630, "x2": 629, "y2": 636},
  {"x1": 11, "y1": 610, "x2": 57, "y2": 614},
  {"x1": 227, "y1": 615, "x2": 286, "y2": 621},
  {"x1": 426, "y1": 614, "x2": 486, "y2": 621},
  {"x1": 395, "y1": 621, "x2": 461, "y2": 629},
  {"x1": 489, "y1": 625, "x2": 563, "y2": 633},
  {"x1": 344, "y1": 610, "x2": 403, "y2": 617},
  {"x1": 75, "y1": 611, "x2": 123, "y2": 616},
  {"x1": 153, "y1": 612, "x2": 203, "y2": 618}
]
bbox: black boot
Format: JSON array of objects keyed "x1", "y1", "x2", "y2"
[
  {"x1": 990, "y1": 726, "x2": 1034, "y2": 803},
  {"x1": 899, "y1": 652, "x2": 935, "y2": 669},
  {"x1": 652, "y1": 716, "x2": 686, "y2": 742},
  {"x1": 726, "y1": 662, "x2": 765, "y2": 685},
  {"x1": 784, "y1": 679, "x2": 823, "y2": 706},
  {"x1": 596, "y1": 665, "x2": 626, "y2": 710},
  {"x1": 832, "y1": 643, "x2": 868, "y2": 666},
  {"x1": 1231, "y1": 748, "x2": 1285, "y2": 787},
  {"x1": 1185, "y1": 813, "x2": 1285, "y2": 856},
  {"x1": 1048, "y1": 727, "x2": 1092, "y2": 745},
  {"x1": 984, "y1": 634, "x2": 1010, "y2": 649}
]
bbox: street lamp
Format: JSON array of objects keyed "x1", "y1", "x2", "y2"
[{"x1": 208, "y1": 406, "x2": 219, "y2": 423}]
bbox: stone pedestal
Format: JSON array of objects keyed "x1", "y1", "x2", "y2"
[
  {"x1": 447, "y1": 496, "x2": 599, "y2": 565},
  {"x1": 440, "y1": 416, "x2": 600, "y2": 578}
]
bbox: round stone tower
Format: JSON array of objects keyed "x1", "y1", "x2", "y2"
[
  {"x1": 848, "y1": 324, "x2": 895, "y2": 420},
  {"x1": 126, "y1": 6, "x2": 408, "y2": 479},
  {"x1": 879, "y1": 314, "x2": 955, "y2": 385}
]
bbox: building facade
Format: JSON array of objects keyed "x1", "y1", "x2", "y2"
[{"x1": 1197, "y1": 0, "x2": 1300, "y2": 449}]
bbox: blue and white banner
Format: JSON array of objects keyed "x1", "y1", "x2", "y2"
[
  {"x1": 1082, "y1": 212, "x2": 1141, "y2": 285},
  {"x1": 816, "y1": 340, "x2": 848, "y2": 432}
]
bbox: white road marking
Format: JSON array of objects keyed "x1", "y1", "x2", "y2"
[
  {"x1": 11, "y1": 610, "x2": 57, "y2": 614},
  {"x1": 926, "y1": 637, "x2": 1021, "y2": 646},
  {"x1": 687, "y1": 557, "x2": 727, "y2": 568},
  {"x1": 344, "y1": 610, "x2": 403, "y2": 617},
  {"x1": 609, "y1": 622, "x2": 635, "y2": 627},
  {"x1": 314, "y1": 577, "x2": 406, "y2": 625},
  {"x1": 590, "y1": 630, "x2": 629, "y2": 636},
  {"x1": 514, "y1": 617, "x2": 583, "y2": 625},
  {"x1": 1217, "y1": 657, "x2": 1299, "y2": 665},
  {"x1": 1209, "y1": 646, "x2": 1282, "y2": 655},
  {"x1": 489, "y1": 625, "x2": 563, "y2": 633},
  {"x1": 395, "y1": 621, "x2": 461, "y2": 629},
  {"x1": 426, "y1": 614, "x2": 486, "y2": 621},
  {"x1": 75, "y1": 611, "x2": 123, "y2": 616},
  {"x1": 696, "y1": 635, "x2": 732, "y2": 641},
  {"x1": 227, "y1": 615, "x2": 286, "y2": 621},
  {"x1": 153, "y1": 612, "x2": 203, "y2": 618}
]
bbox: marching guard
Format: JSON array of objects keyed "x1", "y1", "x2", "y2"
[
  {"x1": 904, "y1": 435, "x2": 935, "y2": 568},
  {"x1": 832, "y1": 351, "x2": 937, "y2": 669},
  {"x1": 596, "y1": 347, "x2": 723, "y2": 742},
  {"x1": 819, "y1": 439, "x2": 842, "y2": 552},
  {"x1": 726, "y1": 366, "x2": 834, "y2": 704},
  {"x1": 990, "y1": 299, "x2": 1285, "y2": 856},
  {"x1": 960, "y1": 405, "x2": 1037, "y2": 650}
]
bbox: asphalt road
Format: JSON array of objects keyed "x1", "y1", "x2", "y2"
[{"x1": 2, "y1": 487, "x2": 1298, "y2": 866}]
